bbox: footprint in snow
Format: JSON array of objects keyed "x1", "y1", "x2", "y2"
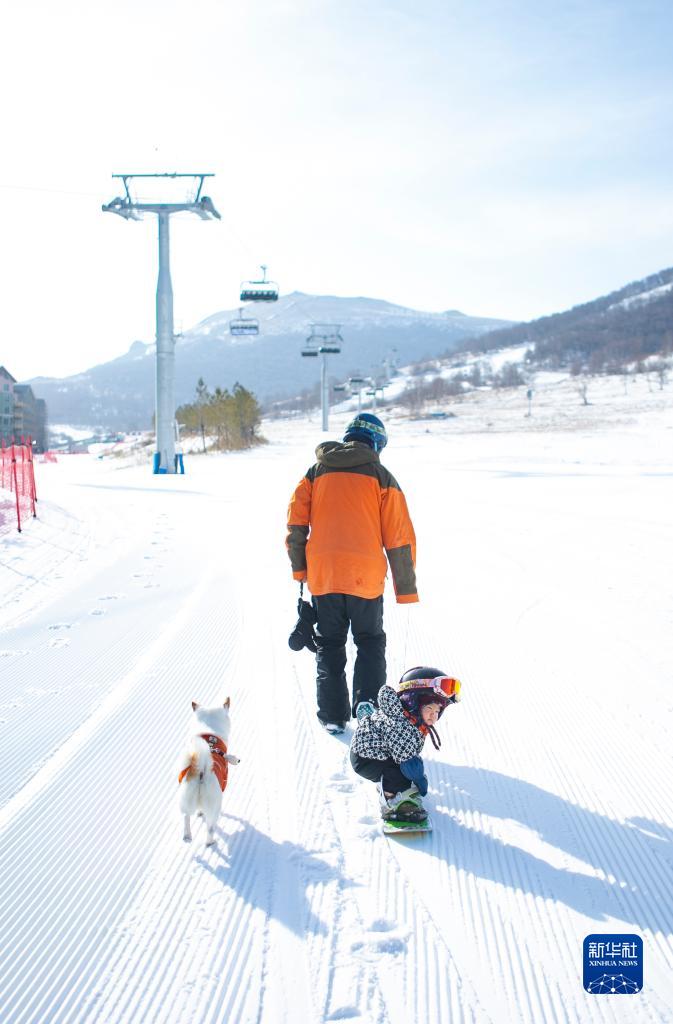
[
  {"x1": 369, "y1": 918, "x2": 397, "y2": 933},
  {"x1": 327, "y1": 771, "x2": 355, "y2": 794},
  {"x1": 351, "y1": 919, "x2": 408, "y2": 960},
  {"x1": 48, "y1": 637, "x2": 71, "y2": 649},
  {"x1": 47, "y1": 623, "x2": 73, "y2": 631},
  {"x1": 89, "y1": 609, "x2": 106, "y2": 616},
  {"x1": 98, "y1": 594, "x2": 124, "y2": 601},
  {"x1": 325, "y1": 1005, "x2": 362, "y2": 1021}
]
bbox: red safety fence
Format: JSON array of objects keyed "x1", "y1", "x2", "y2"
[{"x1": 0, "y1": 440, "x2": 38, "y2": 534}]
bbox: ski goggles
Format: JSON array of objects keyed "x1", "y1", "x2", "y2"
[
  {"x1": 348, "y1": 416, "x2": 386, "y2": 440},
  {"x1": 398, "y1": 676, "x2": 462, "y2": 703}
]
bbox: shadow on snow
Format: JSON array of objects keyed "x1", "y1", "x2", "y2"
[
  {"x1": 431, "y1": 765, "x2": 673, "y2": 936},
  {"x1": 196, "y1": 815, "x2": 353, "y2": 938}
]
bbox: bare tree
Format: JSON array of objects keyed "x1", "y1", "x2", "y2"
[
  {"x1": 650, "y1": 360, "x2": 669, "y2": 390},
  {"x1": 493, "y1": 362, "x2": 526, "y2": 388},
  {"x1": 575, "y1": 376, "x2": 590, "y2": 405}
]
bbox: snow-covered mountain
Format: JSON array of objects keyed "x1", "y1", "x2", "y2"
[{"x1": 28, "y1": 293, "x2": 510, "y2": 431}]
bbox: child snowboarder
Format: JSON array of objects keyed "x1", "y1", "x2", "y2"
[{"x1": 350, "y1": 666, "x2": 461, "y2": 825}]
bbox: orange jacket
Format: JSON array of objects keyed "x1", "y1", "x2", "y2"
[{"x1": 286, "y1": 441, "x2": 418, "y2": 602}]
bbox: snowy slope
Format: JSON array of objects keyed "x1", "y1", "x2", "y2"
[
  {"x1": 607, "y1": 279, "x2": 673, "y2": 311},
  {"x1": 1, "y1": 386, "x2": 672, "y2": 1023}
]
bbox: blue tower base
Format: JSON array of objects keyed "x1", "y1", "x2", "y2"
[{"x1": 153, "y1": 452, "x2": 184, "y2": 474}]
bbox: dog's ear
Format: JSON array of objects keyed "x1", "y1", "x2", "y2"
[
  {"x1": 192, "y1": 701, "x2": 199, "y2": 711},
  {"x1": 223, "y1": 697, "x2": 231, "y2": 709}
]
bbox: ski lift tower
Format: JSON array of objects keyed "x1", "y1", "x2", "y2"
[
  {"x1": 303, "y1": 324, "x2": 343, "y2": 431},
  {"x1": 348, "y1": 374, "x2": 366, "y2": 414},
  {"x1": 102, "y1": 173, "x2": 221, "y2": 474}
]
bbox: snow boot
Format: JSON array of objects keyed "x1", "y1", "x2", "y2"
[
  {"x1": 379, "y1": 784, "x2": 428, "y2": 824},
  {"x1": 322, "y1": 721, "x2": 347, "y2": 735}
]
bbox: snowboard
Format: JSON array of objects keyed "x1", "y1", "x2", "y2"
[{"x1": 382, "y1": 816, "x2": 433, "y2": 836}]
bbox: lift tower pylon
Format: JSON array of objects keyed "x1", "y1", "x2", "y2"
[
  {"x1": 302, "y1": 324, "x2": 343, "y2": 431},
  {"x1": 103, "y1": 173, "x2": 221, "y2": 474}
]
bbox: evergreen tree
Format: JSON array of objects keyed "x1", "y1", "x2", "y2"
[{"x1": 176, "y1": 379, "x2": 264, "y2": 452}]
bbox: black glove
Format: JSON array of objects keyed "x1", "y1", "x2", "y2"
[{"x1": 288, "y1": 597, "x2": 318, "y2": 653}]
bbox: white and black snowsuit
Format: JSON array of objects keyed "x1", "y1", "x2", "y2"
[{"x1": 350, "y1": 685, "x2": 426, "y2": 794}]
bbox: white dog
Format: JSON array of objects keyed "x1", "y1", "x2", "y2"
[{"x1": 178, "y1": 698, "x2": 240, "y2": 845}]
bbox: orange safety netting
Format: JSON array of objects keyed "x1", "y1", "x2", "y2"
[{"x1": 0, "y1": 441, "x2": 37, "y2": 534}]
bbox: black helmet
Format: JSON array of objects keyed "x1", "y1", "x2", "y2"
[{"x1": 396, "y1": 665, "x2": 461, "y2": 719}]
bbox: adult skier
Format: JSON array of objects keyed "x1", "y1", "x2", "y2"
[{"x1": 286, "y1": 413, "x2": 418, "y2": 733}]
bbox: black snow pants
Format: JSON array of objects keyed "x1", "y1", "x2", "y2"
[
  {"x1": 312, "y1": 593, "x2": 386, "y2": 725},
  {"x1": 349, "y1": 748, "x2": 409, "y2": 795}
]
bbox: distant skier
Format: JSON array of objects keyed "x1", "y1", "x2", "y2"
[
  {"x1": 286, "y1": 413, "x2": 418, "y2": 734},
  {"x1": 350, "y1": 667, "x2": 461, "y2": 826}
]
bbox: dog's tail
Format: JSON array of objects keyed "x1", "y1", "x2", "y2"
[{"x1": 178, "y1": 737, "x2": 211, "y2": 785}]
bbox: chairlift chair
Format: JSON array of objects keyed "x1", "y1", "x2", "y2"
[
  {"x1": 301, "y1": 339, "x2": 320, "y2": 357},
  {"x1": 239, "y1": 264, "x2": 279, "y2": 303},
  {"x1": 305, "y1": 324, "x2": 342, "y2": 355},
  {"x1": 229, "y1": 308, "x2": 260, "y2": 337}
]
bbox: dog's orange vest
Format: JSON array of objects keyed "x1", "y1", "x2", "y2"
[{"x1": 178, "y1": 733, "x2": 229, "y2": 792}]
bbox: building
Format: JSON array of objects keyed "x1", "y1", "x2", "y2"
[
  {"x1": 0, "y1": 368, "x2": 49, "y2": 451},
  {"x1": 0, "y1": 366, "x2": 16, "y2": 445},
  {"x1": 13, "y1": 384, "x2": 48, "y2": 453}
]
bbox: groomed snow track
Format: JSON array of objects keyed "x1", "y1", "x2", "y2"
[{"x1": 1, "y1": 418, "x2": 672, "y2": 1024}]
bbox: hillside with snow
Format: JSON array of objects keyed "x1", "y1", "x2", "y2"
[
  {"x1": 456, "y1": 266, "x2": 673, "y2": 374},
  {"x1": 1, "y1": 378, "x2": 672, "y2": 1023}
]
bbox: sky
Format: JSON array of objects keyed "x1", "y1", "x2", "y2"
[{"x1": 2, "y1": 0, "x2": 673, "y2": 381}]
